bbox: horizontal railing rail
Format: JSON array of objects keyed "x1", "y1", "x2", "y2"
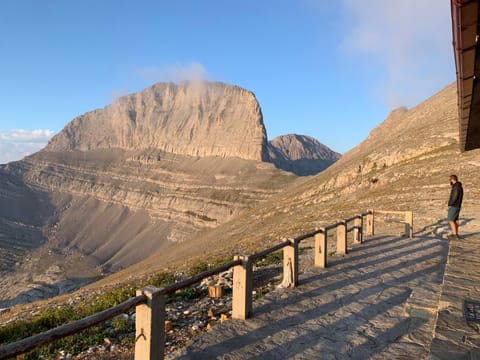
[
  {"x1": 0, "y1": 209, "x2": 414, "y2": 360},
  {"x1": 293, "y1": 229, "x2": 324, "y2": 242},
  {"x1": 372, "y1": 210, "x2": 413, "y2": 239},
  {"x1": 249, "y1": 239, "x2": 291, "y2": 261},
  {"x1": 161, "y1": 259, "x2": 242, "y2": 295},
  {"x1": 0, "y1": 295, "x2": 147, "y2": 359}
]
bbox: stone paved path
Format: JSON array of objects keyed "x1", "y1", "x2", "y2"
[
  {"x1": 429, "y1": 219, "x2": 480, "y2": 360},
  {"x1": 169, "y1": 231, "x2": 449, "y2": 359}
]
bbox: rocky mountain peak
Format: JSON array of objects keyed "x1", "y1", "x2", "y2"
[
  {"x1": 46, "y1": 81, "x2": 270, "y2": 161},
  {"x1": 268, "y1": 134, "x2": 341, "y2": 176}
]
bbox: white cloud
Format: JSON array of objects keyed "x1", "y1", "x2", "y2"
[
  {"x1": 340, "y1": 0, "x2": 454, "y2": 108},
  {"x1": 134, "y1": 62, "x2": 209, "y2": 84},
  {"x1": 0, "y1": 129, "x2": 55, "y2": 164}
]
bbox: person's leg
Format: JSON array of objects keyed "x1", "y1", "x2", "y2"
[
  {"x1": 449, "y1": 221, "x2": 457, "y2": 235},
  {"x1": 447, "y1": 207, "x2": 460, "y2": 239}
]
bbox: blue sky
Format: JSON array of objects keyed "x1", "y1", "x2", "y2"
[{"x1": 0, "y1": 0, "x2": 454, "y2": 163}]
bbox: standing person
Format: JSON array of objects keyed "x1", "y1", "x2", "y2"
[{"x1": 447, "y1": 174, "x2": 463, "y2": 240}]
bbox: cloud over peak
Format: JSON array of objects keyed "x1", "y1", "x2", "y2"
[
  {"x1": 135, "y1": 62, "x2": 209, "y2": 84},
  {"x1": 0, "y1": 129, "x2": 55, "y2": 164}
]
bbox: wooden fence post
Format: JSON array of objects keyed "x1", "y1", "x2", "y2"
[
  {"x1": 353, "y1": 217, "x2": 363, "y2": 244},
  {"x1": 232, "y1": 255, "x2": 253, "y2": 320},
  {"x1": 135, "y1": 286, "x2": 164, "y2": 360},
  {"x1": 282, "y1": 239, "x2": 299, "y2": 287},
  {"x1": 360, "y1": 216, "x2": 364, "y2": 243},
  {"x1": 366, "y1": 211, "x2": 374, "y2": 236},
  {"x1": 315, "y1": 229, "x2": 327, "y2": 268},
  {"x1": 405, "y1": 211, "x2": 413, "y2": 239},
  {"x1": 336, "y1": 221, "x2": 347, "y2": 255}
]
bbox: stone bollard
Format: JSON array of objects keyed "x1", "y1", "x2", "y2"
[
  {"x1": 336, "y1": 221, "x2": 347, "y2": 255},
  {"x1": 315, "y1": 229, "x2": 327, "y2": 268},
  {"x1": 135, "y1": 286, "x2": 165, "y2": 360},
  {"x1": 232, "y1": 255, "x2": 253, "y2": 320}
]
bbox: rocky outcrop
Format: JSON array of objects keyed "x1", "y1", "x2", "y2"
[
  {"x1": 268, "y1": 134, "x2": 341, "y2": 176},
  {"x1": 46, "y1": 82, "x2": 270, "y2": 161}
]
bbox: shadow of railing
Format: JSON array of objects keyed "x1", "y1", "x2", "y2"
[{"x1": 174, "y1": 235, "x2": 447, "y2": 359}]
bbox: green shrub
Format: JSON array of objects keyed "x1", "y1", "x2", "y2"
[
  {"x1": 0, "y1": 257, "x2": 245, "y2": 358},
  {"x1": 111, "y1": 316, "x2": 132, "y2": 334},
  {"x1": 253, "y1": 250, "x2": 283, "y2": 267},
  {"x1": 167, "y1": 287, "x2": 208, "y2": 303},
  {"x1": 148, "y1": 272, "x2": 176, "y2": 288},
  {"x1": 255, "y1": 288, "x2": 269, "y2": 299}
]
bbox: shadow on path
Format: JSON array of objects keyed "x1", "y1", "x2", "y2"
[{"x1": 172, "y1": 234, "x2": 448, "y2": 359}]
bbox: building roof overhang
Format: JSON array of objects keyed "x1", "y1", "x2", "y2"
[{"x1": 452, "y1": 0, "x2": 480, "y2": 151}]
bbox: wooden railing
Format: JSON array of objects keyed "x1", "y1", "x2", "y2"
[{"x1": 0, "y1": 209, "x2": 413, "y2": 360}]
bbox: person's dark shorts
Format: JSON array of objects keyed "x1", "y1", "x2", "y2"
[{"x1": 447, "y1": 207, "x2": 460, "y2": 221}]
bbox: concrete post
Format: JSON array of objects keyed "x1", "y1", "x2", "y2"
[
  {"x1": 353, "y1": 217, "x2": 363, "y2": 244},
  {"x1": 283, "y1": 239, "x2": 299, "y2": 287},
  {"x1": 232, "y1": 255, "x2": 253, "y2": 320},
  {"x1": 135, "y1": 286, "x2": 164, "y2": 360},
  {"x1": 405, "y1": 211, "x2": 413, "y2": 239},
  {"x1": 366, "y1": 211, "x2": 374, "y2": 236},
  {"x1": 336, "y1": 221, "x2": 347, "y2": 255},
  {"x1": 315, "y1": 229, "x2": 327, "y2": 268}
]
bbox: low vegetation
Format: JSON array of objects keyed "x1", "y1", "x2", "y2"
[
  {"x1": 0, "y1": 246, "x2": 310, "y2": 359},
  {"x1": 0, "y1": 261, "x2": 219, "y2": 359}
]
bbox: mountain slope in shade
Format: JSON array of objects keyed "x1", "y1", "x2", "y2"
[{"x1": 268, "y1": 134, "x2": 341, "y2": 175}]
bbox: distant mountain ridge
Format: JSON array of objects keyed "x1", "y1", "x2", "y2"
[{"x1": 268, "y1": 134, "x2": 341, "y2": 176}]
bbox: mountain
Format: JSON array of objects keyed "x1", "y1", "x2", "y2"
[
  {"x1": 96, "y1": 83, "x2": 480, "y2": 286},
  {"x1": 45, "y1": 81, "x2": 340, "y2": 174},
  {"x1": 2, "y1": 82, "x2": 480, "y2": 329},
  {"x1": 268, "y1": 134, "x2": 341, "y2": 176},
  {"x1": 0, "y1": 81, "x2": 339, "y2": 307},
  {"x1": 46, "y1": 82, "x2": 270, "y2": 161},
  {"x1": 2, "y1": 81, "x2": 479, "y2": 360}
]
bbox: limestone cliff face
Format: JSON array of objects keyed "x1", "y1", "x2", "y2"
[
  {"x1": 268, "y1": 134, "x2": 341, "y2": 176},
  {"x1": 46, "y1": 82, "x2": 270, "y2": 161}
]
